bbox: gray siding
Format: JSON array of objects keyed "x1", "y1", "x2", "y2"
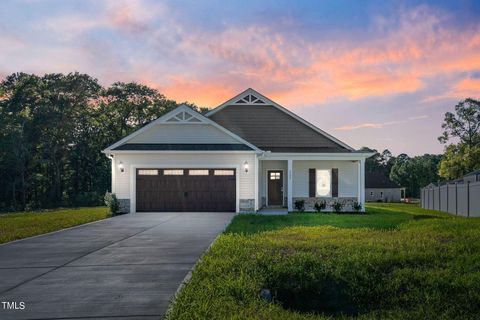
[
  {"x1": 209, "y1": 105, "x2": 349, "y2": 152},
  {"x1": 128, "y1": 123, "x2": 240, "y2": 144},
  {"x1": 366, "y1": 188, "x2": 402, "y2": 202}
]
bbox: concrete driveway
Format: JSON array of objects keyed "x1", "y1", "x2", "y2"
[{"x1": 0, "y1": 212, "x2": 234, "y2": 320}]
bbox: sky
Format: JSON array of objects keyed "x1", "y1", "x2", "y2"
[{"x1": 1, "y1": 0, "x2": 479, "y2": 155}]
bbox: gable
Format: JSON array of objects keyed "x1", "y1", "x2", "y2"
[
  {"x1": 127, "y1": 124, "x2": 240, "y2": 144},
  {"x1": 207, "y1": 89, "x2": 353, "y2": 153},
  {"x1": 103, "y1": 104, "x2": 260, "y2": 152}
]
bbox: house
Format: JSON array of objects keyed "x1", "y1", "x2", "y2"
[
  {"x1": 365, "y1": 172, "x2": 405, "y2": 202},
  {"x1": 463, "y1": 169, "x2": 480, "y2": 183},
  {"x1": 102, "y1": 88, "x2": 373, "y2": 213}
]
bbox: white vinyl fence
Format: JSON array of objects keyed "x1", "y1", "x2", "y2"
[{"x1": 421, "y1": 181, "x2": 480, "y2": 217}]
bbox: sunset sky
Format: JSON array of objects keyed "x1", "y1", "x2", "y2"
[{"x1": 1, "y1": 0, "x2": 479, "y2": 155}]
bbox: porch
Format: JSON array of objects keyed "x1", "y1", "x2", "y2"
[{"x1": 256, "y1": 153, "x2": 366, "y2": 212}]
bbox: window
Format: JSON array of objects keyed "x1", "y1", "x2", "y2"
[
  {"x1": 164, "y1": 169, "x2": 184, "y2": 175},
  {"x1": 214, "y1": 170, "x2": 234, "y2": 176},
  {"x1": 269, "y1": 172, "x2": 281, "y2": 180},
  {"x1": 189, "y1": 169, "x2": 209, "y2": 176},
  {"x1": 380, "y1": 191, "x2": 384, "y2": 198},
  {"x1": 316, "y1": 169, "x2": 331, "y2": 197},
  {"x1": 370, "y1": 191, "x2": 374, "y2": 196},
  {"x1": 138, "y1": 169, "x2": 158, "y2": 175}
]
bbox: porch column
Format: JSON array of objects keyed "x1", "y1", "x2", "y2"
[
  {"x1": 254, "y1": 156, "x2": 259, "y2": 211},
  {"x1": 287, "y1": 159, "x2": 293, "y2": 211},
  {"x1": 357, "y1": 160, "x2": 361, "y2": 205},
  {"x1": 360, "y1": 159, "x2": 365, "y2": 211}
]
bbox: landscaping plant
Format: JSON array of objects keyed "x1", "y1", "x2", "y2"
[
  {"x1": 294, "y1": 200, "x2": 305, "y2": 212},
  {"x1": 353, "y1": 201, "x2": 362, "y2": 213},
  {"x1": 332, "y1": 201, "x2": 343, "y2": 213},
  {"x1": 313, "y1": 200, "x2": 327, "y2": 213},
  {"x1": 104, "y1": 192, "x2": 120, "y2": 215}
]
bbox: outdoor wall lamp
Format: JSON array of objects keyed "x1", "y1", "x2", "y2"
[
  {"x1": 118, "y1": 161, "x2": 125, "y2": 173},
  {"x1": 243, "y1": 161, "x2": 249, "y2": 173}
]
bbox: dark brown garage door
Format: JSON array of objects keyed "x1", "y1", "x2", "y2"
[{"x1": 136, "y1": 168, "x2": 236, "y2": 212}]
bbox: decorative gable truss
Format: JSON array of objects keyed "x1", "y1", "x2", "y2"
[
  {"x1": 233, "y1": 93, "x2": 266, "y2": 105},
  {"x1": 165, "y1": 110, "x2": 203, "y2": 123},
  {"x1": 102, "y1": 104, "x2": 261, "y2": 152}
]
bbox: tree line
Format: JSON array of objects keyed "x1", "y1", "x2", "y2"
[
  {"x1": 0, "y1": 72, "x2": 201, "y2": 211},
  {"x1": 360, "y1": 147, "x2": 442, "y2": 198},
  {"x1": 0, "y1": 72, "x2": 478, "y2": 210},
  {"x1": 362, "y1": 98, "x2": 480, "y2": 197}
]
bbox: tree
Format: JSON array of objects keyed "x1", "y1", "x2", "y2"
[
  {"x1": 438, "y1": 144, "x2": 480, "y2": 180},
  {"x1": 0, "y1": 73, "x2": 186, "y2": 211},
  {"x1": 98, "y1": 82, "x2": 179, "y2": 143},
  {"x1": 438, "y1": 98, "x2": 480, "y2": 179},
  {"x1": 438, "y1": 98, "x2": 480, "y2": 147},
  {"x1": 360, "y1": 147, "x2": 395, "y2": 176},
  {"x1": 390, "y1": 154, "x2": 442, "y2": 198}
]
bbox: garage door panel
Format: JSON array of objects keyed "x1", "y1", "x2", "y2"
[{"x1": 136, "y1": 168, "x2": 236, "y2": 212}]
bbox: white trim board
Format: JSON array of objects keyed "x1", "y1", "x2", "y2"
[
  {"x1": 205, "y1": 88, "x2": 355, "y2": 151},
  {"x1": 259, "y1": 152, "x2": 375, "y2": 161},
  {"x1": 103, "y1": 104, "x2": 261, "y2": 153},
  {"x1": 107, "y1": 150, "x2": 258, "y2": 155},
  {"x1": 129, "y1": 164, "x2": 241, "y2": 213}
]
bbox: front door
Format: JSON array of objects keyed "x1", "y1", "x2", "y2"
[{"x1": 268, "y1": 170, "x2": 283, "y2": 206}]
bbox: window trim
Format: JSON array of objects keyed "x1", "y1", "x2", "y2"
[
  {"x1": 315, "y1": 169, "x2": 332, "y2": 197},
  {"x1": 214, "y1": 169, "x2": 235, "y2": 176},
  {"x1": 138, "y1": 169, "x2": 158, "y2": 176},
  {"x1": 163, "y1": 169, "x2": 184, "y2": 176},
  {"x1": 188, "y1": 169, "x2": 209, "y2": 176}
]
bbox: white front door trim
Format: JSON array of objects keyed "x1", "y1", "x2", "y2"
[{"x1": 265, "y1": 169, "x2": 285, "y2": 207}]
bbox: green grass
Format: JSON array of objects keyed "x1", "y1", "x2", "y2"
[
  {"x1": 167, "y1": 204, "x2": 480, "y2": 320},
  {"x1": 0, "y1": 207, "x2": 110, "y2": 243},
  {"x1": 225, "y1": 203, "x2": 453, "y2": 235}
]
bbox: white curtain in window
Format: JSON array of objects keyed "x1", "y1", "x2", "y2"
[{"x1": 316, "y1": 169, "x2": 331, "y2": 197}]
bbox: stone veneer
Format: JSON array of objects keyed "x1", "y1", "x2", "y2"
[
  {"x1": 261, "y1": 196, "x2": 288, "y2": 208},
  {"x1": 118, "y1": 199, "x2": 130, "y2": 213},
  {"x1": 293, "y1": 197, "x2": 358, "y2": 212},
  {"x1": 239, "y1": 199, "x2": 255, "y2": 213}
]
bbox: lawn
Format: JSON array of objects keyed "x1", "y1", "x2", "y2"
[
  {"x1": 167, "y1": 203, "x2": 480, "y2": 320},
  {"x1": 0, "y1": 207, "x2": 110, "y2": 243}
]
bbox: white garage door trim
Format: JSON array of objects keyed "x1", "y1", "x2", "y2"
[{"x1": 130, "y1": 164, "x2": 240, "y2": 213}]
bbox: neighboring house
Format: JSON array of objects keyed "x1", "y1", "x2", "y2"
[
  {"x1": 463, "y1": 169, "x2": 480, "y2": 183},
  {"x1": 365, "y1": 172, "x2": 405, "y2": 202},
  {"x1": 102, "y1": 88, "x2": 373, "y2": 213}
]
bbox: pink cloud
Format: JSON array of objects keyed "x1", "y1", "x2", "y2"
[
  {"x1": 143, "y1": 5, "x2": 480, "y2": 108},
  {"x1": 335, "y1": 115, "x2": 428, "y2": 131},
  {"x1": 1, "y1": 3, "x2": 479, "y2": 111}
]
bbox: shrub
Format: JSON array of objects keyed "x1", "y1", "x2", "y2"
[
  {"x1": 332, "y1": 201, "x2": 343, "y2": 213},
  {"x1": 353, "y1": 201, "x2": 362, "y2": 213},
  {"x1": 294, "y1": 200, "x2": 305, "y2": 212},
  {"x1": 104, "y1": 192, "x2": 119, "y2": 215},
  {"x1": 313, "y1": 200, "x2": 327, "y2": 213}
]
